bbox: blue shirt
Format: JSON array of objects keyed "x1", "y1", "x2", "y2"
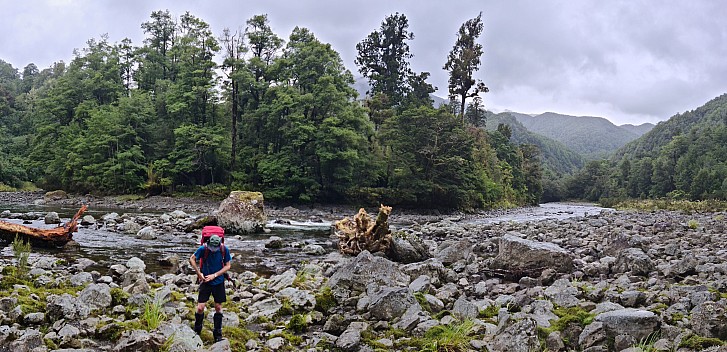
[{"x1": 194, "y1": 244, "x2": 232, "y2": 286}]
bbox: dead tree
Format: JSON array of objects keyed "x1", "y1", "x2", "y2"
[{"x1": 334, "y1": 205, "x2": 392, "y2": 256}]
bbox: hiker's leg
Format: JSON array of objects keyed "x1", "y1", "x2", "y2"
[
  {"x1": 194, "y1": 283, "x2": 212, "y2": 334},
  {"x1": 211, "y1": 283, "x2": 226, "y2": 342}
]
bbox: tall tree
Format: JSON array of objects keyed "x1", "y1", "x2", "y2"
[
  {"x1": 355, "y1": 13, "x2": 414, "y2": 111},
  {"x1": 444, "y1": 12, "x2": 488, "y2": 123}
]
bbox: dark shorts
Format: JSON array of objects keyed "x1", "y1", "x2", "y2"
[{"x1": 198, "y1": 282, "x2": 226, "y2": 303}]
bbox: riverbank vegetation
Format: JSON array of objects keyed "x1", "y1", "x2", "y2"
[{"x1": 0, "y1": 10, "x2": 542, "y2": 210}]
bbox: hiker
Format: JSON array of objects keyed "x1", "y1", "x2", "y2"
[{"x1": 190, "y1": 232, "x2": 232, "y2": 342}]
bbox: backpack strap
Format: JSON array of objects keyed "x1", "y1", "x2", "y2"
[{"x1": 199, "y1": 245, "x2": 211, "y2": 272}]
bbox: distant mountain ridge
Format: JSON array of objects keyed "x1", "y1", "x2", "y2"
[
  {"x1": 485, "y1": 112, "x2": 585, "y2": 175},
  {"x1": 507, "y1": 112, "x2": 654, "y2": 160}
]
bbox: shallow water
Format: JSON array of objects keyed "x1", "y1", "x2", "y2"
[{"x1": 0, "y1": 202, "x2": 607, "y2": 276}]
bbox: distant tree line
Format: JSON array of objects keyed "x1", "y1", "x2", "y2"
[{"x1": 0, "y1": 10, "x2": 542, "y2": 209}]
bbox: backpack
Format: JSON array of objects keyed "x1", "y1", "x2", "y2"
[{"x1": 198, "y1": 226, "x2": 234, "y2": 286}]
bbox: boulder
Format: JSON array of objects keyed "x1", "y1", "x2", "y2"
[
  {"x1": 44, "y1": 190, "x2": 68, "y2": 201},
  {"x1": 81, "y1": 215, "x2": 96, "y2": 226},
  {"x1": 9, "y1": 328, "x2": 43, "y2": 352},
  {"x1": 70, "y1": 272, "x2": 94, "y2": 287},
  {"x1": 489, "y1": 317, "x2": 539, "y2": 352},
  {"x1": 113, "y1": 329, "x2": 165, "y2": 352},
  {"x1": 690, "y1": 301, "x2": 727, "y2": 340},
  {"x1": 614, "y1": 248, "x2": 654, "y2": 276},
  {"x1": 44, "y1": 211, "x2": 61, "y2": 224},
  {"x1": 328, "y1": 251, "x2": 410, "y2": 294},
  {"x1": 47, "y1": 294, "x2": 90, "y2": 321},
  {"x1": 435, "y1": 239, "x2": 473, "y2": 265},
  {"x1": 79, "y1": 283, "x2": 112, "y2": 310},
  {"x1": 336, "y1": 322, "x2": 368, "y2": 351},
  {"x1": 157, "y1": 323, "x2": 203, "y2": 352},
  {"x1": 491, "y1": 234, "x2": 574, "y2": 273},
  {"x1": 543, "y1": 279, "x2": 581, "y2": 308},
  {"x1": 136, "y1": 226, "x2": 157, "y2": 240},
  {"x1": 216, "y1": 191, "x2": 266, "y2": 235},
  {"x1": 595, "y1": 309, "x2": 659, "y2": 342},
  {"x1": 387, "y1": 233, "x2": 431, "y2": 264},
  {"x1": 367, "y1": 287, "x2": 417, "y2": 320}
]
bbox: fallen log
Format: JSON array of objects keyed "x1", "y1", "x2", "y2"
[{"x1": 0, "y1": 205, "x2": 87, "y2": 248}]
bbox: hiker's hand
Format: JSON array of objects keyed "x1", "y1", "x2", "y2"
[
  {"x1": 197, "y1": 273, "x2": 205, "y2": 282},
  {"x1": 204, "y1": 273, "x2": 216, "y2": 282}
]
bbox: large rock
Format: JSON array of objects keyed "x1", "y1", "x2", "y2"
[
  {"x1": 387, "y1": 233, "x2": 431, "y2": 264},
  {"x1": 9, "y1": 328, "x2": 43, "y2": 352},
  {"x1": 44, "y1": 190, "x2": 68, "y2": 201},
  {"x1": 47, "y1": 294, "x2": 90, "y2": 321},
  {"x1": 594, "y1": 309, "x2": 659, "y2": 342},
  {"x1": 44, "y1": 211, "x2": 61, "y2": 224},
  {"x1": 491, "y1": 234, "x2": 574, "y2": 273},
  {"x1": 435, "y1": 239, "x2": 473, "y2": 265},
  {"x1": 489, "y1": 316, "x2": 539, "y2": 352},
  {"x1": 328, "y1": 251, "x2": 410, "y2": 294},
  {"x1": 113, "y1": 329, "x2": 165, "y2": 352},
  {"x1": 614, "y1": 248, "x2": 654, "y2": 276},
  {"x1": 690, "y1": 301, "x2": 727, "y2": 340},
  {"x1": 157, "y1": 323, "x2": 203, "y2": 352},
  {"x1": 336, "y1": 322, "x2": 368, "y2": 351},
  {"x1": 216, "y1": 191, "x2": 266, "y2": 235},
  {"x1": 367, "y1": 287, "x2": 417, "y2": 320},
  {"x1": 79, "y1": 283, "x2": 112, "y2": 310}
]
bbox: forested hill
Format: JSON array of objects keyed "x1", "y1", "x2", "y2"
[
  {"x1": 567, "y1": 93, "x2": 727, "y2": 201},
  {"x1": 619, "y1": 123, "x2": 655, "y2": 137},
  {"x1": 484, "y1": 112, "x2": 584, "y2": 175},
  {"x1": 509, "y1": 112, "x2": 650, "y2": 159}
]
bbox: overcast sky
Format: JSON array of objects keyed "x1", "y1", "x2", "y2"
[{"x1": 1, "y1": 0, "x2": 725, "y2": 125}]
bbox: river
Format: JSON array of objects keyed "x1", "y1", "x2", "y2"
[{"x1": 0, "y1": 202, "x2": 608, "y2": 277}]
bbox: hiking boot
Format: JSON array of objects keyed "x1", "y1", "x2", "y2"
[
  {"x1": 213, "y1": 312, "x2": 223, "y2": 342},
  {"x1": 193, "y1": 312, "x2": 204, "y2": 335}
]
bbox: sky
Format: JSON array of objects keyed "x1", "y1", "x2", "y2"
[{"x1": 1, "y1": 0, "x2": 725, "y2": 126}]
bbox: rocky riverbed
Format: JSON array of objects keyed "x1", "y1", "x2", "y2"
[{"x1": 1, "y1": 195, "x2": 726, "y2": 351}]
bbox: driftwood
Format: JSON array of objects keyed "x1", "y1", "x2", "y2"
[
  {"x1": 334, "y1": 205, "x2": 392, "y2": 255},
  {"x1": 0, "y1": 205, "x2": 87, "y2": 248}
]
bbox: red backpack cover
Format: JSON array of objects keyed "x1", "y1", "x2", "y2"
[{"x1": 201, "y1": 226, "x2": 225, "y2": 245}]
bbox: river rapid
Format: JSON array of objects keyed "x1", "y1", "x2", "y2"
[{"x1": 0, "y1": 198, "x2": 607, "y2": 277}]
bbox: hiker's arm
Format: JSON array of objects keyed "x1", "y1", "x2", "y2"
[
  {"x1": 189, "y1": 253, "x2": 204, "y2": 281},
  {"x1": 205, "y1": 260, "x2": 231, "y2": 282}
]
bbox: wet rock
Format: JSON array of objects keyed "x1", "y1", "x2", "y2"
[
  {"x1": 328, "y1": 251, "x2": 409, "y2": 295},
  {"x1": 168, "y1": 210, "x2": 188, "y2": 219},
  {"x1": 119, "y1": 220, "x2": 142, "y2": 234},
  {"x1": 81, "y1": 215, "x2": 96, "y2": 226},
  {"x1": 45, "y1": 211, "x2": 61, "y2": 224},
  {"x1": 136, "y1": 226, "x2": 157, "y2": 240},
  {"x1": 491, "y1": 234, "x2": 574, "y2": 273},
  {"x1": 265, "y1": 236, "x2": 284, "y2": 249},
  {"x1": 302, "y1": 244, "x2": 326, "y2": 255},
  {"x1": 102, "y1": 212, "x2": 120, "y2": 223},
  {"x1": 216, "y1": 191, "x2": 266, "y2": 235},
  {"x1": 387, "y1": 233, "x2": 431, "y2": 264}
]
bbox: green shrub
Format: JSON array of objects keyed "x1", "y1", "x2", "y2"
[
  {"x1": 140, "y1": 297, "x2": 166, "y2": 330},
  {"x1": 12, "y1": 235, "x2": 31, "y2": 278},
  {"x1": 679, "y1": 334, "x2": 725, "y2": 349},
  {"x1": 314, "y1": 286, "x2": 336, "y2": 313}
]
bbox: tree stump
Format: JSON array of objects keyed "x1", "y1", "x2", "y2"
[{"x1": 334, "y1": 205, "x2": 392, "y2": 256}]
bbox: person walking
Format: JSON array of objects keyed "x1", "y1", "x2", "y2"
[{"x1": 190, "y1": 234, "x2": 232, "y2": 342}]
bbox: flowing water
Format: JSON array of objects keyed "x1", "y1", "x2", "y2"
[{"x1": 0, "y1": 202, "x2": 607, "y2": 277}]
